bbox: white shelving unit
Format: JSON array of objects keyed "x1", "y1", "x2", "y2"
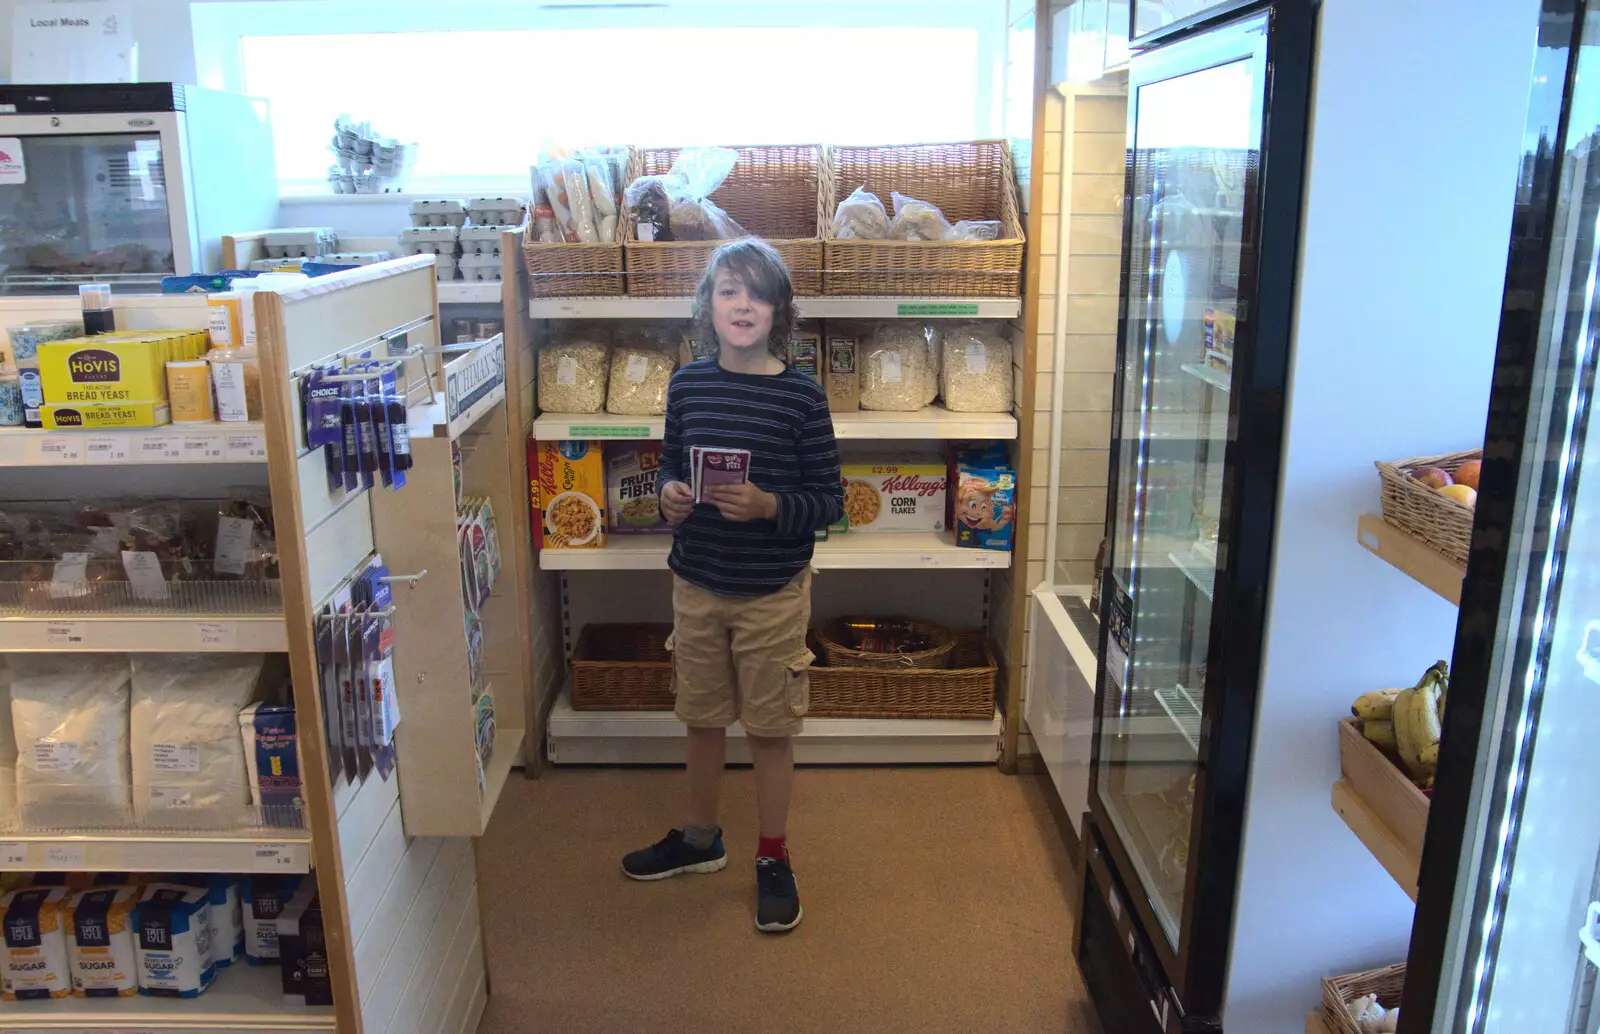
[
  {"x1": 1181, "y1": 362, "x2": 1231, "y2": 392},
  {"x1": 0, "y1": 964, "x2": 335, "y2": 1032},
  {"x1": 0, "y1": 832, "x2": 313, "y2": 874},
  {"x1": 0, "y1": 615, "x2": 288, "y2": 652},
  {"x1": 437, "y1": 281, "x2": 503, "y2": 305},
  {"x1": 531, "y1": 405, "x2": 1018, "y2": 442},
  {"x1": 0, "y1": 423, "x2": 268, "y2": 467},
  {"x1": 529, "y1": 295, "x2": 1023, "y2": 320},
  {"x1": 547, "y1": 687, "x2": 1002, "y2": 765},
  {"x1": 541, "y1": 531, "x2": 1011, "y2": 571}
]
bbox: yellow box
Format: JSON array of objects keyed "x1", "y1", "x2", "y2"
[
  {"x1": 41, "y1": 401, "x2": 171, "y2": 429},
  {"x1": 36, "y1": 334, "x2": 183, "y2": 405},
  {"x1": 531, "y1": 439, "x2": 607, "y2": 549}
]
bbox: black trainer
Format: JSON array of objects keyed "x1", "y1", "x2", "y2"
[
  {"x1": 755, "y1": 856, "x2": 803, "y2": 933},
  {"x1": 621, "y1": 829, "x2": 727, "y2": 881}
]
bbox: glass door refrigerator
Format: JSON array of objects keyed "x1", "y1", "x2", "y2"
[
  {"x1": 1077, "y1": 2, "x2": 1313, "y2": 1031},
  {"x1": 1399, "y1": 2, "x2": 1600, "y2": 1031}
]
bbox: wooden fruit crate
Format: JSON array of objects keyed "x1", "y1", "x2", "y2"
[{"x1": 1335, "y1": 717, "x2": 1429, "y2": 898}]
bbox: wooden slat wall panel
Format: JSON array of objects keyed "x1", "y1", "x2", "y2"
[
  {"x1": 346, "y1": 799, "x2": 409, "y2": 943},
  {"x1": 353, "y1": 835, "x2": 445, "y2": 989},
  {"x1": 304, "y1": 497, "x2": 376, "y2": 607},
  {"x1": 360, "y1": 838, "x2": 471, "y2": 1030},
  {"x1": 377, "y1": 850, "x2": 478, "y2": 1034}
]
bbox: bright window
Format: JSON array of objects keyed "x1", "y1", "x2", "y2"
[{"x1": 201, "y1": 2, "x2": 1007, "y2": 195}]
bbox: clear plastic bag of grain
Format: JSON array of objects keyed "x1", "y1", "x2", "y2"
[
  {"x1": 606, "y1": 324, "x2": 679, "y2": 416},
  {"x1": 941, "y1": 323, "x2": 1014, "y2": 413},
  {"x1": 538, "y1": 331, "x2": 611, "y2": 414},
  {"x1": 859, "y1": 323, "x2": 932, "y2": 412}
]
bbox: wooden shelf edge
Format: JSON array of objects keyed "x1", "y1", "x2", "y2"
[
  {"x1": 1331, "y1": 778, "x2": 1420, "y2": 902},
  {"x1": 1307, "y1": 1010, "x2": 1332, "y2": 1034},
  {"x1": 1356, "y1": 514, "x2": 1464, "y2": 606},
  {"x1": 478, "y1": 726, "x2": 525, "y2": 834}
]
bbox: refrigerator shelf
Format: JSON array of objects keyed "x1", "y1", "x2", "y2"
[{"x1": 1154, "y1": 684, "x2": 1202, "y2": 751}]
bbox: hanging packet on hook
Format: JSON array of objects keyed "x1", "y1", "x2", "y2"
[
  {"x1": 349, "y1": 606, "x2": 375, "y2": 778},
  {"x1": 332, "y1": 610, "x2": 360, "y2": 780},
  {"x1": 362, "y1": 616, "x2": 396, "y2": 781},
  {"x1": 354, "y1": 366, "x2": 379, "y2": 490},
  {"x1": 303, "y1": 367, "x2": 342, "y2": 449},
  {"x1": 314, "y1": 610, "x2": 344, "y2": 786},
  {"x1": 384, "y1": 366, "x2": 411, "y2": 488},
  {"x1": 339, "y1": 377, "x2": 360, "y2": 493},
  {"x1": 373, "y1": 369, "x2": 394, "y2": 490}
]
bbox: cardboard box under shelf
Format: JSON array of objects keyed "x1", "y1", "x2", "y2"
[{"x1": 1337, "y1": 716, "x2": 1429, "y2": 861}]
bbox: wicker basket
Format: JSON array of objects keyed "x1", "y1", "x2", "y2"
[
  {"x1": 1321, "y1": 963, "x2": 1405, "y2": 1034},
  {"x1": 823, "y1": 140, "x2": 1025, "y2": 297},
  {"x1": 570, "y1": 623, "x2": 674, "y2": 711},
  {"x1": 1375, "y1": 449, "x2": 1481, "y2": 565},
  {"x1": 623, "y1": 143, "x2": 826, "y2": 296},
  {"x1": 815, "y1": 619, "x2": 955, "y2": 670},
  {"x1": 809, "y1": 630, "x2": 997, "y2": 719},
  {"x1": 522, "y1": 150, "x2": 637, "y2": 298}
]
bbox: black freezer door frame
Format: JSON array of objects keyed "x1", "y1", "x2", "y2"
[{"x1": 1086, "y1": 0, "x2": 1315, "y2": 1022}]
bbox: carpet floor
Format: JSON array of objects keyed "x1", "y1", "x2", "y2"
[{"x1": 475, "y1": 765, "x2": 1103, "y2": 1033}]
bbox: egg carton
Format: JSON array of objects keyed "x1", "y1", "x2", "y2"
[
  {"x1": 322, "y1": 251, "x2": 392, "y2": 266},
  {"x1": 435, "y1": 255, "x2": 460, "y2": 281},
  {"x1": 410, "y1": 199, "x2": 467, "y2": 227},
  {"x1": 458, "y1": 226, "x2": 517, "y2": 256},
  {"x1": 398, "y1": 226, "x2": 461, "y2": 257},
  {"x1": 263, "y1": 227, "x2": 338, "y2": 258},
  {"x1": 458, "y1": 253, "x2": 502, "y2": 282},
  {"x1": 466, "y1": 197, "x2": 526, "y2": 227}
]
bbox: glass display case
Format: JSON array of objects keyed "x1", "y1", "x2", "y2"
[
  {"x1": 1075, "y1": 3, "x2": 1314, "y2": 1031},
  {"x1": 0, "y1": 83, "x2": 280, "y2": 290},
  {"x1": 1403, "y1": 4, "x2": 1600, "y2": 1030}
]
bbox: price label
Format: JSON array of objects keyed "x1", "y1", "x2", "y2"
[
  {"x1": 29, "y1": 436, "x2": 83, "y2": 465},
  {"x1": 972, "y1": 552, "x2": 1006, "y2": 568},
  {"x1": 84, "y1": 435, "x2": 130, "y2": 463},
  {"x1": 254, "y1": 844, "x2": 300, "y2": 870},
  {"x1": 139, "y1": 435, "x2": 184, "y2": 461},
  {"x1": 44, "y1": 843, "x2": 85, "y2": 868},
  {"x1": 568, "y1": 425, "x2": 652, "y2": 439},
  {"x1": 919, "y1": 554, "x2": 943, "y2": 567},
  {"x1": 0, "y1": 843, "x2": 26, "y2": 867},
  {"x1": 225, "y1": 433, "x2": 268, "y2": 461},
  {"x1": 197, "y1": 621, "x2": 236, "y2": 649},
  {"x1": 556, "y1": 302, "x2": 584, "y2": 316},
  {"x1": 44, "y1": 622, "x2": 87, "y2": 647},
  {"x1": 184, "y1": 434, "x2": 224, "y2": 461}
]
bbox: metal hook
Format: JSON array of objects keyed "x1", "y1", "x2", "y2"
[{"x1": 379, "y1": 569, "x2": 428, "y2": 588}]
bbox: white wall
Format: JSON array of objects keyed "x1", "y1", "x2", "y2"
[{"x1": 1222, "y1": 0, "x2": 1540, "y2": 1030}]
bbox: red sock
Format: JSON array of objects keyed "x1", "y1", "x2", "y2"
[{"x1": 757, "y1": 835, "x2": 788, "y2": 862}]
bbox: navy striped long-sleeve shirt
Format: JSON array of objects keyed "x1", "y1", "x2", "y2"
[{"x1": 659, "y1": 360, "x2": 844, "y2": 597}]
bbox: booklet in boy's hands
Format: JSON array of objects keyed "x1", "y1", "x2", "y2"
[{"x1": 692, "y1": 446, "x2": 752, "y2": 504}]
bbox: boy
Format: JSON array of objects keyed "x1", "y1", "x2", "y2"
[{"x1": 621, "y1": 239, "x2": 843, "y2": 934}]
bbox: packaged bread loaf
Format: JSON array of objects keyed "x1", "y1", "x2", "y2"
[
  {"x1": 858, "y1": 323, "x2": 932, "y2": 412},
  {"x1": 941, "y1": 324, "x2": 1014, "y2": 413},
  {"x1": 538, "y1": 332, "x2": 611, "y2": 414},
  {"x1": 605, "y1": 325, "x2": 677, "y2": 416}
]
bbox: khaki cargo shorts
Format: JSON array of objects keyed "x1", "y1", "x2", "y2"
[{"x1": 668, "y1": 570, "x2": 813, "y2": 738}]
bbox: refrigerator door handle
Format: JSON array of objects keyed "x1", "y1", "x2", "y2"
[{"x1": 1576, "y1": 901, "x2": 1600, "y2": 970}]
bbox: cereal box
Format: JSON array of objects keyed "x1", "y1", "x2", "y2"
[
  {"x1": 954, "y1": 446, "x2": 1016, "y2": 552},
  {"x1": 530, "y1": 439, "x2": 607, "y2": 549},
  {"x1": 839, "y1": 452, "x2": 947, "y2": 533},
  {"x1": 607, "y1": 442, "x2": 669, "y2": 534}
]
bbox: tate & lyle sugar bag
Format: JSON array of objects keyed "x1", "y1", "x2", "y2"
[
  {"x1": 9, "y1": 654, "x2": 132, "y2": 826},
  {"x1": 244, "y1": 874, "x2": 300, "y2": 964},
  {"x1": 134, "y1": 884, "x2": 215, "y2": 998},
  {"x1": 176, "y1": 875, "x2": 243, "y2": 969},
  {"x1": 66, "y1": 886, "x2": 138, "y2": 997},
  {"x1": 3, "y1": 886, "x2": 72, "y2": 1000},
  {"x1": 131, "y1": 654, "x2": 263, "y2": 823}
]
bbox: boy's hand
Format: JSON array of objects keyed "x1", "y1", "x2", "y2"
[
  {"x1": 706, "y1": 483, "x2": 778, "y2": 522},
  {"x1": 660, "y1": 480, "x2": 695, "y2": 525}
]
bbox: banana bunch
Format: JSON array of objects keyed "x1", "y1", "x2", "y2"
[{"x1": 1351, "y1": 660, "x2": 1449, "y2": 789}]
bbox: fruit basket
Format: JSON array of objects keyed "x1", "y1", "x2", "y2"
[
  {"x1": 1322, "y1": 963, "x2": 1406, "y2": 1034},
  {"x1": 1337, "y1": 716, "x2": 1429, "y2": 863},
  {"x1": 1374, "y1": 449, "x2": 1481, "y2": 565}
]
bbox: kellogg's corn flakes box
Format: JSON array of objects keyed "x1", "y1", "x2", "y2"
[
  {"x1": 530, "y1": 439, "x2": 607, "y2": 549},
  {"x1": 838, "y1": 452, "x2": 947, "y2": 533}
]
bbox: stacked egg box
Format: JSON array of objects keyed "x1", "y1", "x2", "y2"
[
  {"x1": 248, "y1": 228, "x2": 391, "y2": 271},
  {"x1": 398, "y1": 198, "x2": 527, "y2": 283}
]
